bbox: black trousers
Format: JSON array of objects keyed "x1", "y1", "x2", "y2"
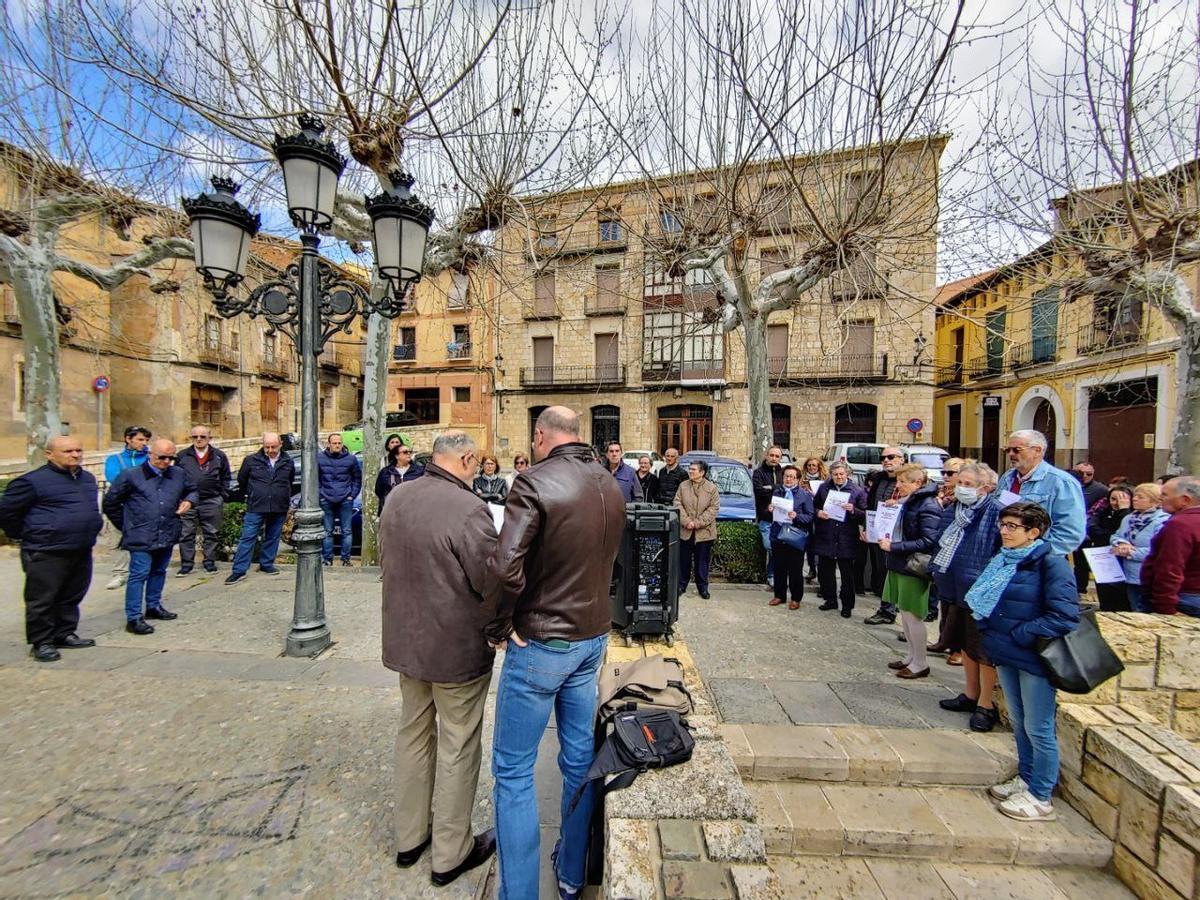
[
  {"x1": 1073, "y1": 546, "x2": 1091, "y2": 595},
  {"x1": 179, "y1": 495, "x2": 223, "y2": 564},
  {"x1": 772, "y1": 542, "x2": 806, "y2": 603},
  {"x1": 21, "y1": 548, "x2": 92, "y2": 646},
  {"x1": 867, "y1": 543, "x2": 896, "y2": 617},
  {"x1": 818, "y1": 555, "x2": 856, "y2": 612},
  {"x1": 679, "y1": 538, "x2": 712, "y2": 593}
]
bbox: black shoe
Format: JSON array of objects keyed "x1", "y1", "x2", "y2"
[
  {"x1": 341, "y1": 559, "x2": 352, "y2": 567},
  {"x1": 126, "y1": 618, "x2": 155, "y2": 635},
  {"x1": 31, "y1": 643, "x2": 61, "y2": 662},
  {"x1": 431, "y1": 829, "x2": 496, "y2": 887},
  {"x1": 176, "y1": 565, "x2": 194, "y2": 577},
  {"x1": 146, "y1": 606, "x2": 178, "y2": 621},
  {"x1": 225, "y1": 572, "x2": 246, "y2": 585},
  {"x1": 970, "y1": 706, "x2": 998, "y2": 732},
  {"x1": 322, "y1": 559, "x2": 333, "y2": 567},
  {"x1": 805, "y1": 573, "x2": 817, "y2": 583},
  {"x1": 395, "y1": 833, "x2": 432, "y2": 868},
  {"x1": 54, "y1": 634, "x2": 95, "y2": 649},
  {"x1": 840, "y1": 609, "x2": 853, "y2": 618},
  {"x1": 940, "y1": 693, "x2": 977, "y2": 712},
  {"x1": 896, "y1": 632, "x2": 908, "y2": 642},
  {"x1": 203, "y1": 561, "x2": 217, "y2": 573},
  {"x1": 819, "y1": 601, "x2": 838, "y2": 611},
  {"x1": 925, "y1": 610, "x2": 939, "y2": 623},
  {"x1": 698, "y1": 590, "x2": 710, "y2": 599},
  {"x1": 864, "y1": 612, "x2": 895, "y2": 625},
  {"x1": 259, "y1": 566, "x2": 281, "y2": 575}
]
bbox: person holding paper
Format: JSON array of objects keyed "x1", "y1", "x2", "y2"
[
  {"x1": 877, "y1": 464, "x2": 942, "y2": 679},
  {"x1": 767, "y1": 465, "x2": 815, "y2": 610},
  {"x1": 800, "y1": 458, "x2": 828, "y2": 582},
  {"x1": 674, "y1": 459, "x2": 720, "y2": 599},
  {"x1": 812, "y1": 463, "x2": 867, "y2": 617},
  {"x1": 1087, "y1": 485, "x2": 1133, "y2": 610},
  {"x1": 995, "y1": 430, "x2": 1086, "y2": 557},
  {"x1": 863, "y1": 448, "x2": 904, "y2": 624},
  {"x1": 1109, "y1": 483, "x2": 1170, "y2": 613}
]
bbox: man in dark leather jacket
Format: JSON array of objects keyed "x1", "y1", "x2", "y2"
[{"x1": 488, "y1": 406, "x2": 625, "y2": 900}]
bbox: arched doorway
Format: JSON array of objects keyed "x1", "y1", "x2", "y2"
[
  {"x1": 1032, "y1": 399, "x2": 1057, "y2": 464},
  {"x1": 834, "y1": 403, "x2": 878, "y2": 443},
  {"x1": 528, "y1": 405, "x2": 547, "y2": 449},
  {"x1": 771, "y1": 403, "x2": 792, "y2": 451},
  {"x1": 591, "y1": 404, "x2": 621, "y2": 455},
  {"x1": 657, "y1": 404, "x2": 712, "y2": 454}
]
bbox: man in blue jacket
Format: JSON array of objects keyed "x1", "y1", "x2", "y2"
[
  {"x1": 317, "y1": 432, "x2": 362, "y2": 566},
  {"x1": 226, "y1": 433, "x2": 297, "y2": 585},
  {"x1": 103, "y1": 439, "x2": 198, "y2": 634},
  {"x1": 603, "y1": 442, "x2": 643, "y2": 503},
  {"x1": 102, "y1": 425, "x2": 151, "y2": 590},
  {"x1": 996, "y1": 430, "x2": 1086, "y2": 557},
  {"x1": 0, "y1": 436, "x2": 105, "y2": 661}
]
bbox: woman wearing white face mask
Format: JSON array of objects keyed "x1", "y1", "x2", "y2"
[{"x1": 928, "y1": 462, "x2": 1006, "y2": 731}]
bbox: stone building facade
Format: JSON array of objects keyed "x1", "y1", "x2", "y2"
[{"x1": 489, "y1": 138, "x2": 944, "y2": 464}]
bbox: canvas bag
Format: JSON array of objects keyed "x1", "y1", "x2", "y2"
[{"x1": 597, "y1": 654, "x2": 694, "y2": 721}]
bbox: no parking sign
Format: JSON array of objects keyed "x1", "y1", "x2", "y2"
[
  {"x1": 906, "y1": 418, "x2": 923, "y2": 435},
  {"x1": 92, "y1": 375, "x2": 110, "y2": 393}
]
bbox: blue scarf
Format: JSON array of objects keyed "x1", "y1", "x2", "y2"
[{"x1": 965, "y1": 540, "x2": 1044, "y2": 621}]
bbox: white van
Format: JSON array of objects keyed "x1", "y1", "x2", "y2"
[
  {"x1": 823, "y1": 443, "x2": 888, "y2": 481},
  {"x1": 901, "y1": 444, "x2": 951, "y2": 483}
]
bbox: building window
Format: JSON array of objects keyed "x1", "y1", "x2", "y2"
[
  {"x1": 205, "y1": 315, "x2": 221, "y2": 350},
  {"x1": 591, "y1": 405, "x2": 621, "y2": 454},
  {"x1": 230, "y1": 330, "x2": 240, "y2": 352},
  {"x1": 642, "y1": 310, "x2": 723, "y2": 379},
  {"x1": 395, "y1": 326, "x2": 416, "y2": 361},
  {"x1": 405, "y1": 387, "x2": 440, "y2": 425},
  {"x1": 320, "y1": 384, "x2": 335, "y2": 429},
  {"x1": 771, "y1": 403, "x2": 791, "y2": 450},
  {"x1": 263, "y1": 332, "x2": 277, "y2": 363},
  {"x1": 594, "y1": 265, "x2": 621, "y2": 312},
  {"x1": 453, "y1": 386, "x2": 471, "y2": 403},
  {"x1": 598, "y1": 215, "x2": 622, "y2": 243},
  {"x1": 16, "y1": 362, "x2": 24, "y2": 412},
  {"x1": 660, "y1": 208, "x2": 682, "y2": 234},
  {"x1": 531, "y1": 336, "x2": 554, "y2": 384},
  {"x1": 261, "y1": 386, "x2": 280, "y2": 431},
  {"x1": 537, "y1": 217, "x2": 557, "y2": 250},
  {"x1": 833, "y1": 402, "x2": 878, "y2": 443},
  {"x1": 448, "y1": 271, "x2": 469, "y2": 309},
  {"x1": 191, "y1": 383, "x2": 225, "y2": 435},
  {"x1": 449, "y1": 324, "x2": 471, "y2": 359},
  {"x1": 534, "y1": 272, "x2": 557, "y2": 316}
]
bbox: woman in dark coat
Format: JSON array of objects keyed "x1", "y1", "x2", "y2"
[
  {"x1": 877, "y1": 464, "x2": 942, "y2": 679},
  {"x1": 472, "y1": 455, "x2": 508, "y2": 505},
  {"x1": 812, "y1": 462, "x2": 867, "y2": 617},
  {"x1": 1088, "y1": 484, "x2": 1132, "y2": 611},
  {"x1": 968, "y1": 501, "x2": 1079, "y2": 823},
  {"x1": 767, "y1": 465, "x2": 815, "y2": 610}
]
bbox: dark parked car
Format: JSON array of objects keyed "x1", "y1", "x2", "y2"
[{"x1": 677, "y1": 451, "x2": 757, "y2": 522}]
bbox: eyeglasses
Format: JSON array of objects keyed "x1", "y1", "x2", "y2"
[
  {"x1": 398, "y1": 448, "x2": 412, "y2": 454},
  {"x1": 190, "y1": 434, "x2": 209, "y2": 440},
  {"x1": 1003, "y1": 446, "x2": 1027, "y2": 455},
  {"x1": 154, "y1": 454, "x2": 178, "y2": 462},
  {"x1": 998, "y1": 521, "x2": 1027, "y2": 532},
  {"x1": 515, "y1": 460, "x2": 529, "y2": 466},
  {"x1": 882, "y1": 454, "x2": 902, "y2": 460}
]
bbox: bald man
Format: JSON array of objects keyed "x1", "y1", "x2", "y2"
[
  {"x1": 0, "y1": 436, "x2": 105, "y2": 661},
  {"x1": 226, "y1": 432, "x2": 296, "y2": 585},
  {"x1": 103, "y1": 439, "x2": 198, "y2": 633}
]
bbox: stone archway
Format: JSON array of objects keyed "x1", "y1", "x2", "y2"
[{"x1": 1011, "y1": 384, "x2": 1068, "y2": 466}]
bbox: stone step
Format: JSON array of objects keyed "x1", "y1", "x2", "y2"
[
  {"x1": 768, "y1": 856, "x2": 1136, "y2": 899},
  {"x1": 750, "y1": 782, "x2": 1114, "y2": 868},
  {"x1": 722, "y1": 722, "x2": 1019, "y2": 787}
]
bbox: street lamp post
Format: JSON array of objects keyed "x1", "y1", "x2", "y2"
[{"x1": 183, "y1": 114, "x2": 434, "y2": 656}]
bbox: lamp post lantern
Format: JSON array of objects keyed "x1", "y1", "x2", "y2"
[{"x1": 183, "y1": 114, "x2": 434, "y2": 656}]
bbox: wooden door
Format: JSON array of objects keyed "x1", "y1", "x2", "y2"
[
  {"x1": 947, "y1": 404, "x2": 962, "y2": 457},
  {"x1": 657, "y1": 405, "x2": 712, "y2": 453},
  {"x1": 767, "y1": 324, "x2": 788, "y2": 376},
  {"x1": 982, "y1": 398, "x2": 1001, "y2": 471},
  {"x1": 534, "y1": 273, "x2": 556, "y2": 317},
  {"x1": 532, "y1": 336, "x2": 554, "y2": 384},
  {"x1": 259, "y1": 386, "x2": 279, "y2": 432},
  {"x1": 843, "y1": 320, "x2": 875, "y2": 375},
  {"x1": 594, "y1": 333, "x2": 618, "y2": 381}
]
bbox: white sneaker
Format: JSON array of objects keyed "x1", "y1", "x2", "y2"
[
  {"x1": 998, "y1": 789, "x2": 1056, "y2": 822},
  {"x1": 988, "y1": 774, "x2": 1028, "y2": 801},
  {"x1": 105, "y1": 576, "x2": 126, "y2": 590}
]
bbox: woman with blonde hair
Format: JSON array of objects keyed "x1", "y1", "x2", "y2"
[{"x1": 1110, "y1": 482, "x2": 1171, "y2": 613}]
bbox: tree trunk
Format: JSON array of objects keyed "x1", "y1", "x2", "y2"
[
  {"x1": 1170, "y1": 320, "x2": 1200, "y2": 475},
  {"x1": 742, "y1": 310, "x2": 773, "y2": 463},
  {"x1": 9, "y1": 247, "x2": 62, "y2": 467},
  {"x1": 358, "y1": 304, "x2": 391, "y2": 565}
]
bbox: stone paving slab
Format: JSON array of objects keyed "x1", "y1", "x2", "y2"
[
  {"x1": 706, "y1": 678, "x2": 790, "y2": 725},
  {"x1": 769, "y1": 680, "x2": 858, "y2": 726}
]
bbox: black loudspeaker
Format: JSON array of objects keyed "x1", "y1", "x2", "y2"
[{"x1": 610, "y1": 503, "x2": 680, "y2": 646}]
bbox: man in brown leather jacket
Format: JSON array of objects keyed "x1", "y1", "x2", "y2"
[
  {"x1": 488, "y1": 406, "x2": 625, "y2": 900},
  {"x1": 380, "y1": 430, "x2": 499, "y2": 887}
]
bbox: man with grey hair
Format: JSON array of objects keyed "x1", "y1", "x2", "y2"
[
  {"x1": 1141, "y1": 475, "x2": 1200, "y2": 617},
  {"x1": 379, "y1": 429, "x2": 499, "y2": 885},
  {"x1": 996, "y1": 430, "x2": 1086, "y2": 556}
]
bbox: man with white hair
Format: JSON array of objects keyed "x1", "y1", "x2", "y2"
[
  {"x1": 1141, "y1": 475, "x2": 1200, "y2": 617},
  {"x1": 996, "y1": 430, "x2": 1086, "y2": 556}
]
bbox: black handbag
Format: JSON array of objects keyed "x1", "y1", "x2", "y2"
[
  {"x1": 904, "y1": 552, "x2": 932, "y2": 579},
  {"x1": 1035, "y1": 609, "x2": 1125, "y2": 694},
  {"x1": 775, "y1": 523, "x2": 808, "y2": 550}
]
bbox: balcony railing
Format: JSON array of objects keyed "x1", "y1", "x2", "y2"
[
  {"x1": 198, "y1": 345, "x2": 238, "y2": 368},
  {"x1": 259, "y1": 356, "x2": 291, "y2": 379},
  {"x1": 965, "y1": 353, "x2": 1005, "y2": 380},
  {"x1": 585, "y1": 295, "x2": 626, "y2": 316},
  {"x1": 519, "y1": 364, "x2": 626, "y2": 388},
  {"x1": 641, "y1": 360, "x2": 726, "y2": 383},
  {"x1": 447, "y1": 342, "x2": 472, "y2": 360},
  {"x1": 935, "y1": 363, "x2": 965, "y2": 386},
  {"x1": 392, "y1": 344, "x2": 416, "y2": 362},
  {"x1": 1077, "y1": 321, "x2": 1147, "y2": 356},
  {"x1": 766, "y1": 353, "x2": 890, "y2": 382},
  {"x1": 522, "y1": 301, "x2": 561, "y2": 320},
  {"x1": 1008, "y1": 340, "x2": 1058, "y2": 370}
]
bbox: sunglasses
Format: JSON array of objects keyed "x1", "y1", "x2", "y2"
[
  {"x1": 154, "y1": 454, "x2": 178, "y2": 462},
  {"x1": 882, "y1": 454, "x2": 902, "y2": 460},
  {"x1": 190, "y1": 435, "x2": 209, "y2": 440},
  {"x1": 941, "y1": 469, "x2": 959, "y2": 477},
  {"x1": 1003, "y1": 446, "x2": 1027, "y2": 454},
  {"x1": 515, "y1": 460, "x2": 529, "y2": 466}
]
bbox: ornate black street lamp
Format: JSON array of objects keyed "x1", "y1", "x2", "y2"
[{"x1": 183, "y1": 114, "x2": 434, "y2": 656}]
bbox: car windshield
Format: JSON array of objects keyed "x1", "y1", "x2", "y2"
[
  {"x1": 909, "y1": 452, "x2": 947, "y2": 467},
  {"x1": 845, "y1": 446, "x2": 883, "y2": 465},
  {"x1": 709, "y1": 464, "x2": 753, "y2": 497}
]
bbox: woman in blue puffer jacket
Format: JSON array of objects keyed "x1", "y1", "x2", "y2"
[{"x1": 967, "y1": 501, "x2": 1079, "y2": 824}]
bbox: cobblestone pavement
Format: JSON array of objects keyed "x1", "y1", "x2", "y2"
[
  {"x1": 678, "y1": 582, "x2": 980, "y2": 730},
  {"x1": 0, "y1": 546, "x2": 576, "y2": 899}
]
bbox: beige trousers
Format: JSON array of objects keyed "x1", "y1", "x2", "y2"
[
  {"x1": 394, "y1": 671, "x2": 492, "y2": 872},
  {"x1": 108, "y1": 525, "x2": 129, "y2": 578}
]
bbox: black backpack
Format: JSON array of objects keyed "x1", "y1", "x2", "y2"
[{"x1": 568, "y1": 708, "x2": 694, "y2": 814}]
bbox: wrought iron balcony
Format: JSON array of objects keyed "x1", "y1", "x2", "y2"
[
  {"x1": 1077, "y1": 321, "x2": 1147, "y2": 356},
  {"x1": 641, "y1": 360, "x2": 726, "y2": 383},
  {"x1": 964, "y1": 354, "x2": 1005, "y2": 380},
  {"x1": 519, "y1": 364, "x2": 626, "y2": 388},
  {"x1": 585, "y1": 295, "x2": 626, "y2": 316},
  {"x1": 392, "y1": 343, "x2": 416, "y2": 362},
  {"x1": 198, "y1": 344, "x2": 238, "y2": 368},
  {"x1": 259, "y1": 356, "x2": 292, "y2": 379},
  {"x1": 446, "y1": 342, "x2": 472, "y2": 360},
  {"x1": 766, "y1": 353, "x2": 891, "y2": 383},
  {"x1": 935, "y1": 363, "x2": 964, "y2": 386},
  {"x1": 1008, "y1": 340, "x2": 1058, "y2": 370}
]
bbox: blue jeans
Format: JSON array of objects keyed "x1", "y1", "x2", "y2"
[
  {"x1": 321, "y1": 499, "x2": 353, "y2": 562},
  {"x1": 230, "y1": 512, "x2": 286, "y2": 576},
  {"x1": 757, "y1": 521, "x2": 774, "y2": 582},
  {"x1": 125, "y1": 547, "x2": 173, "y2": 621},
  {"x1": 1178, "y1": 593, "x2": 1200, "y2": 618},
  {"x1": 493, "y1": 634, "x2": 608, "y2": 899},
  {"x1": 1127, "y1": 585, "x2": 1149, "y2": 613},
  {"x1": 996, "y1": 664, "x2": 1059, "y2": 801}
]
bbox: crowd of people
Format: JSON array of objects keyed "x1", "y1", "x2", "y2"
[{"x1": 3, "y1": 416, "x2": 1200, "y2": 881}]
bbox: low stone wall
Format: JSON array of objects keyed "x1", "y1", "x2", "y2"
[
  {"x1": 1048, "y1": 613, "x2": 1200, "y2": 899},
  {"x1": 602, "y1": 635, "x2": 782, "y2": 899}
]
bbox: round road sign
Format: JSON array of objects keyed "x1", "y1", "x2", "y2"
[
  {"x1": 906, "y1": 418, "x2": 924, "y2": 434},
  {"x1": 92, "y1": 375, "x2": 111, "y2": 393}
]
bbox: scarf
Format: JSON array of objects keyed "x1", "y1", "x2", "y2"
[
  {"x1": 965, "y1": 539, "x2": 1044, "y2": 621},
  {"x1": 932, "y1": 501, "x2": 978, "y2": 572},
  {"x1": 1124, "y1": 511, "x2": 1157, "y2": 543}
]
